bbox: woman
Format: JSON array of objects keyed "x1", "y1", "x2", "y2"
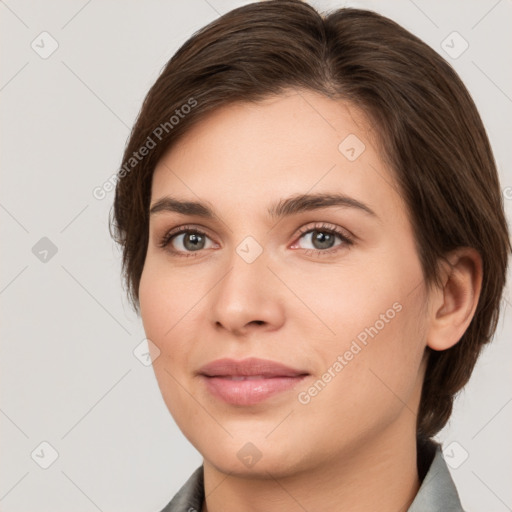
[{"x1": 110, "y1": 1, "x2": 510, "y2": 511}]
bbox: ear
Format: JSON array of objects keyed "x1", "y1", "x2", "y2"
[{"x1": 426, "y1": 247, "x2": 483, "y2": 351}]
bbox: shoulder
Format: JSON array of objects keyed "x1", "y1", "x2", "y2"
[
  {"x1": 157, "y1": 465, "x2": 204, "y2": 512},
  {"x1": 408, "y1": 438, "x2": 466, "y2": 512}
]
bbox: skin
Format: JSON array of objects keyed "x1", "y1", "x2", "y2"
[{"x1": 139, "y1": 89, "x2": 482, "y2": 512}]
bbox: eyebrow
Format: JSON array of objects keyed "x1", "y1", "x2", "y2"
[{"x1": 149, "y1": 192, "x2": 377, "y2": 220}]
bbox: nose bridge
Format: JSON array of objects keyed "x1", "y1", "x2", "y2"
[{"x1": 210, "y1": 235, "x2": 284, "y2": 333}]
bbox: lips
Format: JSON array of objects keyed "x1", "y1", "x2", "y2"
[
  {"x1": 199, "y1": 357, "x2": 307, "y2": 378},
  {"x1": 198, "y1": 357, "x2": 309, "y2": 406}
]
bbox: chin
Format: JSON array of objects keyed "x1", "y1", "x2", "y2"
[
  {"x1": 190, "y1": 427, "x2": 314, "y2": 479},
  {"x1": 204, "y1": 449, "x2": 303, "y2": 480}
]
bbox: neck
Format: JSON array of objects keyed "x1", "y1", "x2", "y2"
[{"x1": 201, "y1": 421, "x2": 421, "y2": 512}]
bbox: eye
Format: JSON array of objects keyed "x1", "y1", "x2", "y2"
[
  {"x1": 158, "y1": 222, "x2": 354, "y2": 258},
  {"x1": 291, "y1": 222, "x2": 354, "y2": 256},
  {"x1": 158, "y1": 225, "x2": 217, "y2": 257}
]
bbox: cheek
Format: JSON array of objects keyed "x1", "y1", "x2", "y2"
[
  {"x1": 291, "y1": 259, "x2": 408, "y2": 351},
  {"x1": 316, "y1": 282, "x2": 427, "y2": 426},
  {"x1": 138, "y1": 268, "x2": 168, "y2": 346},
  {"x1": 138, "y1": 260, "x2": 197, "y2": 346},
  {"x1": 139, "y1": 263, "x2": 201, "y2": 426},
  {"x1": 293, "y1": 306, "x2": 427, "y2": 455},
  {"x1": 138, "y1": 259, "x2": 211, "y2": 383},
  {"x1": 298, "y1": 244, "x2": 427, "y2": 407}
]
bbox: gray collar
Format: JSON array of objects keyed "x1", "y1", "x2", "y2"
[
  {"x1": 409, "y1": 439, "x2": 465, "y2": 512},
  {"x1": 159, "y1": 439, "x2": 465, "y2": 512}
]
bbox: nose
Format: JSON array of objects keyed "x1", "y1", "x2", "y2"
[{"x1": 209, "y1": 245, "x2": 286, "y2": 337}]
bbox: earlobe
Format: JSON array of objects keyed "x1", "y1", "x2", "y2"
[{"x1": 426, "y1": 247, "x2": 483, "y2": 352}]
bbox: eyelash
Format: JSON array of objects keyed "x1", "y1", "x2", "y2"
[{"x1": 158, "y1": 222, "x2": 354, "y2": 258}]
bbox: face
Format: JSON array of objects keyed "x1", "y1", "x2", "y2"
[{"x1": 139, "y1": 89, "x2": 430, "y2": 477}]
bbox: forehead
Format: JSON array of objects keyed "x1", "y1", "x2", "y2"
[{"x1": 150, "y1": 89, "x2": 405, "y2": 221}]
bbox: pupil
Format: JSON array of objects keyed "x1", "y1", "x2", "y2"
[
  {"x1": 313, "y1": 231, "x2": 334, "y2": 249},
  {"x1": 185, "y1": 233, "x2": 204, "y2": 251}
]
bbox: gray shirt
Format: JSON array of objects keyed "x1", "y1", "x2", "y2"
[{"x1": 159, "y1": 438, "x2": 465, "y2": 512}]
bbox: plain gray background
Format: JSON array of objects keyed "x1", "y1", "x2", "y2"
[{"x1": 1, "y1": 1, "x2": 511, "y2": 511}]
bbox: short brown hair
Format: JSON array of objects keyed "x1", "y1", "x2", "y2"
[{"x1": 110, "y1": 0, "x2": 511, "y2": 439}]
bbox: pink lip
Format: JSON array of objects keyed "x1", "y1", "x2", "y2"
[{"x1": 198, "y1": 357, "x2": 309, "y2": 406}]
